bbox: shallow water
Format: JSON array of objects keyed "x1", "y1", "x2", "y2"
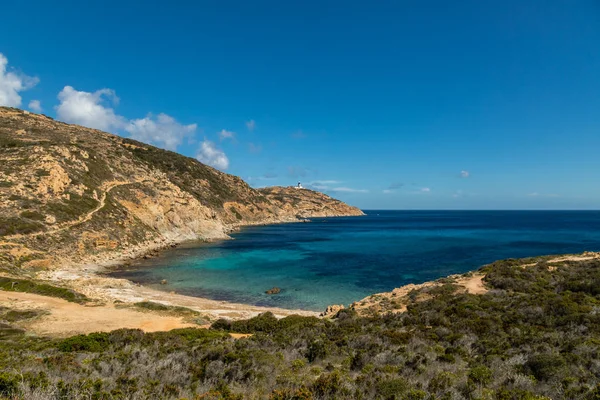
[{"x1": 110, "y1": 210, "x2": 600, "y2": 311}]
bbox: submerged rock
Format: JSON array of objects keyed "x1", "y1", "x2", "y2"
[{"x1": 265, "y1": 287, "x2": 281, "y2": 295}]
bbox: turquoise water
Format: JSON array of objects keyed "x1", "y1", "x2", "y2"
[{"x1": 110, "y1": 210, "x2": 600, "y2": 311}]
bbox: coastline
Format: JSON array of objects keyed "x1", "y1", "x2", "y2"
[
  {"x1": 25, "y1": 215, "x2": 366, "y2": 325},
  {"x1": 15, "y1": 207, "x2": 600, "y2": 336},
  {"x1": 4, "y1": 230, "x2": 599, "y2": 336}
]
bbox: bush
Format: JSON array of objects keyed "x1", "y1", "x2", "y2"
[
  {"x1": 230, "y1": 312, "x2": 279, "y2": 333},
  {"x1": 0, "y1": 277, "x2": 88, "y2": 303},
  {"x1": 377, "y1": 378, "x2": 408, "y2": 398},
  {"x1": 307, "y1": 339, "x2": 329, "y2": 363},
  {"x1": 0, "y1": 372, "x2": 19, "y2": 396},
  {"x1": 468, "y1": 365, "x2": 493, "y2": 385},
  {"x1": 525, "y1": 354, "x2": 566, "y2": 381},
  {"x1": 312, "y1": 371, "x2": 342, "y2": 397},
  {"x1": 58, "y1": 332, "x2": 110, "y2": 352}
]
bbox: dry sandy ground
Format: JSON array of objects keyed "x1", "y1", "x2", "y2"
[
  {"x1": 5, "y1": 252, "x2": 597, "y2": 336},
  {"x1": 0, "y1": 291, "x2": 200, "y2": 337},
  {"x1": 350, "y1": 252, "x2": 600, "y2": 316},
  {"x1": 36, "y1": 268, "x2": 319, "y2": 321},
  {"x1": 455, "y1": 273, "x2": 487, "y2": 295},
  {"x1": 349, "y1": 272, "x2": 488, "y2": 316},
  {"x1": 521, "y1": 252, "x2": 600, "y2": 268}
]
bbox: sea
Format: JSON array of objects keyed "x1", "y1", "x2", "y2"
[{"x1": 109, "y1": 210, "x2": 600, "y2": 312}]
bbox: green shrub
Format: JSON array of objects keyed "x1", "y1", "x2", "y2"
[
  {"x1": 58, "y1": 332, "x2": 110, "y2": 352},
  {"x1": 0, "y1": 216, "x2": 44, "y2": 235},
  {"x1": 525, "y1": 354, "x2": 566, "y2": 381},
  {"x1": 312, "y1": 371, "x2": 341, "y2": 397},
  {"x1": 20, "y1": 210, "x2": 45, "y2": 221},
  {"x1": 468, "y1": 365, "x2": 493, "y2": 385},
  {"x1": 307, "y1": 339, "x2": 329, "y2": 363},
  {"x1": 0, "y1": 372, "x2": 19, "y2": 396},
  {"x1": 0, "y1": 277, "x2": 88, "y2": 303},
  {"x1": 231, "y1": 312, "x2": 279, "y2": 333},
  {"x1": 377, "y1": 378, "x2": 408, "y2": 398}
]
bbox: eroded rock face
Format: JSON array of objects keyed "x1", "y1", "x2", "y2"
[
  {"x1": 0, "y1": 107, "x2": 363, "y2": 272},
  {"x1": 320, "y1": 304, "x2": 345, "y2": 318}
]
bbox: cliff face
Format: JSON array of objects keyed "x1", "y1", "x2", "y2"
[{"x1": 0, "y1": 107, "x2": 363, "y2": 273}]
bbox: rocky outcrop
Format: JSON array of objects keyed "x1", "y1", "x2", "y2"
[
  {"x1": 0, "y1": 107, "x2": 363, "y2": 274},
  {"x1": 265, "y1": 287, "x2": 281, "y2": 295},
  {"x1": 320, "y1": 304, "x2": 345, "y2": 318},
  {"x1": 259, "y1": 186, "x2": 364, "y2": 218}
]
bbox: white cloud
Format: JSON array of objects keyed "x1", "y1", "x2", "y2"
[
  {"x1": 460, "y1": 170, "x2": 470, "y2": 178},
  {"x1": 0, "y1": 53, "x2": 39, "y2": 107},
  {"x1": 56, "y1": 86, "x2": 197, "y2": 151},
  {"x1": 409, "y1": 187, "x2": 431, "y2": 194},
  {"x1": 246, "y1": 119, "x2": 256, "y2": 131},
  {"x1": 246, "y1": 173, "x2": 278, "y2": 182},
  {"x1": 126, "y1": 113, "x2": 196, "y2": 151},
  {"x1": 196, "y1": 140, "x2": 229, "y2": 170},
  {"x1": 331, "y1": 187, "x2": 368, "y2": 193},
  {"x1": 527, "y1": 192, "x2": 559, "y2": 198},
  {"x1": 248, "y1": 142, "x2": 262, "y2": 153},
  {"x1": 302, "y1": 180, "x2": 366, "y2": 193},
  {"x1": 310, "y1": 180, "x2": 341, "y2": 185},
  {"x1": 383, "y1": 189, "x2": 393, "y2": 194},
  {"x1": 28, "y1": 99, "x2": 42, "y2": 112},
  {"x1": 218, "y1": 129, "x2": 235, "y2": 141},
  {"x1": 56, "y1": 86, "x2": 126, "y2": 131}
]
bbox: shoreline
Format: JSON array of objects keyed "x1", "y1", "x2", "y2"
[
  {"x1": 28, "y1": 216, "x2": 365, "y2": 322},
  {"x1": 4, "y1": 244, "x2": 599, "y2": 337}
]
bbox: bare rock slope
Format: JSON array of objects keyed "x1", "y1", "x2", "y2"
[{"x1": 0, "y1": 107, "x2": 363, "y2": 274}]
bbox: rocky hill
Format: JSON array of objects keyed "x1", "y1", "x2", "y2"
[{"x1": 0, "y1": 107, "x2": 363, "y2": 274}]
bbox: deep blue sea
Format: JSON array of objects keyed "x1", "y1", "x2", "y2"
[{"x1": 109, "y1": 210, "x2": 600, "y2": 311}]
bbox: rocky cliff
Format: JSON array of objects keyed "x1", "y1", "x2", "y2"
[{"x1": 0, "y1": 107, "x2": 363, "y2": 274}]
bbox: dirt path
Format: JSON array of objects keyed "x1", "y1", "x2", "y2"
[
  {"x1": 455, "y1": 273, "x2": 487, "y2": 294},
  {"x1": 0, "y1": 291, "x2": 199, "y2": 337},
  {"x1": 5, "y1": 179, "x2": 146, "y2": 240},
  {"x1": 520, "y1": 252, "x2": 600, "y2": 269}
]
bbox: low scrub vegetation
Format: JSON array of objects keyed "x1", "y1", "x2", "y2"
[
  {"x1": 0, "y1": 257, "x2": 599, "y2": 399},
  {"x1": 0, "y1": 277, "x2": 89, "y2": 304},
  {"x1": 0, "y1": 216, "x2": 44, "y2": 235},
  {"x1": 129, "y1": 301, "x2": 210, "y2": 325}
]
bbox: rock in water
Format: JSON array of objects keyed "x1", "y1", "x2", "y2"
[{"x1": 265, "y1": 287, "x2": 281, "y2": 294}]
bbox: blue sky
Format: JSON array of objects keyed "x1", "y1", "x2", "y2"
[{"x1": 1, "y1": 1, "x2": 599, "y2": 209}]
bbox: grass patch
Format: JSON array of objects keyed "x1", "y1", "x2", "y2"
[
  {"x1": 1, "y1": 310, "x2": 45, "y2": 322},
  {"x1": 0, "y1": 217, "x2": 44, "y2": 236},
  {"x1": 0, "y1": 277, "x2": 89, "y2": 304},
  {"x1": 19, "y1": 210, "x2": 45, "y2": 221},
  {"x1": 46, "y1": 193, "x2": 98, "y2": 223},
  {"x1": 131, "y1": 301, "x2": 209, "y2": 325}
]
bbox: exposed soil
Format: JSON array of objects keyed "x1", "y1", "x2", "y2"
[{"x1": 0, "y1": 290, "x2": 199, "y2": 337}]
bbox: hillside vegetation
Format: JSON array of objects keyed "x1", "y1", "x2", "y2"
[
  {"x1": 1, "y1": 255, "x2": 599, "y2": 399},
  {"x1": 0, "y1": 107, "x2": 362, "y2": 275}
]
